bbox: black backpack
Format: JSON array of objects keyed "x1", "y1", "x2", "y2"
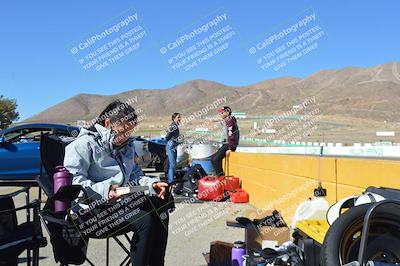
[{"x1": 174, "y1": 164, "x2": 207, "y2": 196}]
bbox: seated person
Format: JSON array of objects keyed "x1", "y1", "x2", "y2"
[
  {"x1": 64, "y1": 100, "x2": 169, "y2": 266},
  {"x1": 211, "y1": 106, "x2": 240, "y2": 176}
]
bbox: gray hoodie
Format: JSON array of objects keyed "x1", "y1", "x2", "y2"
[{"x1": 63, "y1": 124, "x2": 158, "y2": 203}]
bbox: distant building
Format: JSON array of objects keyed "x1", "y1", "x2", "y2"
[
  {"x1": 262, "y1": 128, "x2": 276, "y2": 134},
  {"x1": 232, "y1": 112, "x2": 246, "y2": 119},
  {"x1": 376, "y1": 131, "x2": 395, "y2": 137},
  {"x1": 195, "y1": 127, "x2": 209, "y2": 132}
]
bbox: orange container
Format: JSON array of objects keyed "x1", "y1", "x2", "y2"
[{"x1": 229, "y1": 188, "x2": 249, "y2": 203}]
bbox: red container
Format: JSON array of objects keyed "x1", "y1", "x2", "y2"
[
  {"x1": 198, "y1": 176, "x2": 225, "y2": 201},
  {"x1": 224, "y1": 176, "x2": 240, "y2": 191},
  {"x1": 229, "y1": 189, "x2": 249, "y2": 203}
]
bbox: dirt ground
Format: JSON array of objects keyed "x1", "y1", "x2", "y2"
[{"x1": 0, "y1": 171, "x2": 255, "y2": 266}]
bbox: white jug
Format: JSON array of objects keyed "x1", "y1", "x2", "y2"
[{"x1": 291, "y1": 196, "x2": 330, "y2": 229}]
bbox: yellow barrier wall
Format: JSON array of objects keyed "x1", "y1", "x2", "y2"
[{"x1": 225, "y1": 153, "x2": 400, "y2": 221}]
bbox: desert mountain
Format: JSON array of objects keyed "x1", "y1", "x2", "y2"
[{"x1": 24, "y1": 62, "x2": 400, "y2": 123}]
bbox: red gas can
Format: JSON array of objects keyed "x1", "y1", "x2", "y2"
[
  {"x1": 229, "y1": 189, "x2": 249, "y2": 203},
  {"x1": 198, "y1": 176, "x2": 225, "y2": 201},
  {"x1": 224, "y1": 176, "x2": 240, "y2": 191}
]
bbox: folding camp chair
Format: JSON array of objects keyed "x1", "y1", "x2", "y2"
[
  {"x1": 0, "y1": 186, "x2": 47, "y2": 266},
  {"x1": 37, "y1": 133, "x2": 133, "y2": 266},
  {"x1": 37, "y1": 133, "x2": 180, "y2": 266}
]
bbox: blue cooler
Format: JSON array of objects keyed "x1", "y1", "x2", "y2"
[{"x1": 191, "y1": 156, "x2": 215, "y2": 175}]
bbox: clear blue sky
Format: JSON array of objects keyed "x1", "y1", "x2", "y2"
[{"x1": 0, "y1": 0, "x2": 399, "y2": 121}]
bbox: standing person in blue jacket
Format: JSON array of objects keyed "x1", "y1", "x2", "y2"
[{"x1": 165, "y1": 113, "x2": 181, "y2": 183}]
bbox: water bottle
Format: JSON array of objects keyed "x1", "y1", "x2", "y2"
[
  {"x1": 53, "y1": 166, "x2": 72, "y2": 212},
  {"x1": 232, "y1": 241, "x2": 246, "y2": 266}
]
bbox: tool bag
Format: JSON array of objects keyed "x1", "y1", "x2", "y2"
[{"x1": 173, "y1": 164, "x2": 207, "y2": 196}]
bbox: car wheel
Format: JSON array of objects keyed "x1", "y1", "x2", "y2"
[{"x1": 321, "y1": 203, "x2": 400, "y2": 265}]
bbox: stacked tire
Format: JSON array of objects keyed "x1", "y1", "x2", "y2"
[{"x1": 321, "y1": 203, "x2": 400, "y2": 265}]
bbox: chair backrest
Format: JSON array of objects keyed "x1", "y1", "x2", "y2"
[{"x1": 38, "y1": 134, "x2": 73, "y2": 197}]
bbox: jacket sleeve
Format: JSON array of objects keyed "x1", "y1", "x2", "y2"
[
  {"x1": 129, "y1": 163, "x2": 159, "y2": 195},
  {"x1": 165, "y1": 123, "x2": 177, "y2": 141},
  {"x1": 64, "y1": 140, "x2": 116, "y2": 201},
  {"x1": 165, "y1": 129, "x2": 172, "y2": 141}
]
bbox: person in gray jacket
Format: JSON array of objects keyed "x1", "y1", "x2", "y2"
[{"x1": 64, "y1": 100, "x2": 169, "y2": 266}]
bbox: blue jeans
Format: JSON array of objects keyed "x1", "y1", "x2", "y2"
[{"x1": 166, "y1": 141, "x2": 177, "y2": 183}]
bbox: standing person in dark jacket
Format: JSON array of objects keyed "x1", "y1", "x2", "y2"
[
  {"x1": 165, "y1": 113, "x2": 181, "y2": 183},
  {"x1": 211, "y1": 106, "x2": 240, "y2": 176}
]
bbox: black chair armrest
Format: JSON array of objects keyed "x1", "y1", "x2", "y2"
[
  {"x1": 0, "y1": 185, "x2": 32, "y2": 199},
  {"x1": 0, "y1": 199, "x2": 40, "y2": 215},
  {"x1": 51, "y1": 184, "x2": 88, "y2": 202}
]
